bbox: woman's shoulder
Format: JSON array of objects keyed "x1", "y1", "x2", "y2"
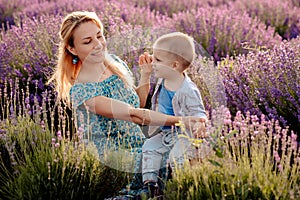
[
  {"x1": 109, "y1": 54, "x2": 121, "y2": 61},
  {"x1": 108, "y1": 54, "x2": 132, "y2": 73},
  {"x1": 70, "y1": 76, "x2": 118, "y2": 92},
  {"x1": 70, "y1": 82, "x2": 96, "y2": 92},
  {"x1": 108, "y1": 54, "x2": 126, "y2": 66},
  {"x1": 69, "y1": 83, "x2": 97, "y2": 105}
]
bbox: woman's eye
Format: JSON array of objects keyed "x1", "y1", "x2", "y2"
[{"x1": 83, "y1": 40, "x2": 91, "y2": 44}]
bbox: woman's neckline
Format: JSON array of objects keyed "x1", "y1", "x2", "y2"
[{"x1": 74, "y1": 74, "x2": 117, "y2": 85}]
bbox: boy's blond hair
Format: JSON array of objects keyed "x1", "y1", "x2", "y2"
[{"x1": 153, "y1": 32, "x2": 195, "y2": 68}]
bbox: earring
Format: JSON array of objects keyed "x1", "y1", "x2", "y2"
[{"x1": 72, "y1": 56, "x2": 79, "y2": 65}]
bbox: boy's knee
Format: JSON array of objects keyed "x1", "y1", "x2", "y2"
[{"x1": 142, "y1": 139, "x2": 156, "y2": 152}]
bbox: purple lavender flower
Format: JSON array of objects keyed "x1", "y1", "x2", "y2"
[{"x1": 219, "y1": 37, "x2": 300, "y2": 134}]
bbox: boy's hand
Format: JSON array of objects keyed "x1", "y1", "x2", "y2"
[
  {"x1": 139, "y1": 52, "x2": 153, "y2": 75},
  {"x1": 181, "y1": 117, "x2": 208, "y2": 138},
  {"x1": 192, "y1": 121, "x2": 208, "y2": 139}
]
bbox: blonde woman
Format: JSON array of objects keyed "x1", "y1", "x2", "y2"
[{"x1": 49, "y1": 11, "x2": 205, "y2": 198}]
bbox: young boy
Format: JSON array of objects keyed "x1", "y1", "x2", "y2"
[{"x1": 138, "y1": 32, "x2": 207, "y2": 198}]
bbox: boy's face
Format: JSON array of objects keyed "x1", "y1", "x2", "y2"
[{"x1": 152, "y1": 49, "x2": 178, "y2": 79}]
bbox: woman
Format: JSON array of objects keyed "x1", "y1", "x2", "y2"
[{"x1": 49, "y1": 10, "x2": 204, "y2": 197}]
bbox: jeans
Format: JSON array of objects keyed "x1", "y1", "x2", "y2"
[{"x1": 142, "y1": 130, "x2": 193, "y2": 182}]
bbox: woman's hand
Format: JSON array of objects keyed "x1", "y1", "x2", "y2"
[
  {"x1": 129, "y1": 108, "x2": 208, "y2": 133},
  {"x1": 129, "y1": 108, "x2": 175, "y2": 126}
]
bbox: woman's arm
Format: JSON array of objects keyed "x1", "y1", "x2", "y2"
[
  {"x1": 84, "y1": 95, "x2": 206, "y2": 128},
  {"x1": 85, "y1": 96, "x2": 135, "y2": 122},
  {"x1": 129, "y1": 108, "x2": 206, "y2": 127},
  {"x1": 135, "y1": 53, "x2": 153, "y2": 108},
  {"x1": 129, "y1": 108, "x2": 177, "y2": 126},
  {"x1": 135, "y1": 72, "x2": 151, "y2": 108},
  {"x1": 84, "y1": 95, "x2": 188, "y2": 126}
]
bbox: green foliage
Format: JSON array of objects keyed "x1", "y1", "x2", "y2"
[
  {"x1": 164, "y1": 111, "x2": 300, "y2": 199},
  {"x1": 0, "y1": 116, "x2": 129, "y2": 200}
]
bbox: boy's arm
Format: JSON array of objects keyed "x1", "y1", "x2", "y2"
[
  {"x1": 180, "y1": 90, "x2": 207, "y2": 118},
  {"x1": 179, "y1": 89, "x2": 207, "y2": 138}
]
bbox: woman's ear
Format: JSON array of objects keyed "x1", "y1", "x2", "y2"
[{"x1": 67, "y1": 45, "x2": 77, "y2": 56}]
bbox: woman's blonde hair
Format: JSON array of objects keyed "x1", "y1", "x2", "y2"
[{"x1": 48, "y1": 11, "x2": 133, "y2": 105}]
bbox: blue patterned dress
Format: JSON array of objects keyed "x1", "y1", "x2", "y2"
[{"x1": 70, "y1": 56, "x2": 145, "y2": 173}]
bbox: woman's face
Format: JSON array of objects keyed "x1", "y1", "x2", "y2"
[{"x1": 68, "y1": 21, "x2": 106, "y2": 63}]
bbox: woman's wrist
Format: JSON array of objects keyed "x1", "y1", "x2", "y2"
[
  {"x1": 138, "y1": 73, "x2": 151, "y2": 90},
  {"x1": 140, "y1": 71, "x2": 151, "y2": 78},
  {"x1": 165, "y1": 115, "x2": 181, "y2": 126}
]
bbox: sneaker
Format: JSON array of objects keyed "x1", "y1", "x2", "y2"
[
  {"x1": 105, "y1": 194, "x2": 135, "y2": 200},
  {"x1": 138, "y1": 182, "x2": 163, "y2": 199}
]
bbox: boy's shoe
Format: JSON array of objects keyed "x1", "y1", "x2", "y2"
[
  {"x1": 105, "y1": 195, "x2": 135, "y2": 200},
  {"x1": 138, "y1": 182, "x2": 163, "y2": 199}
]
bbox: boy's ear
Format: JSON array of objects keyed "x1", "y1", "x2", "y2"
[
  {"x1": 173, "y1": 61, "x2": 180, "y2": 68},
  {"x1": 67, "y1": 45, "x2": 77, "y2": 56}
]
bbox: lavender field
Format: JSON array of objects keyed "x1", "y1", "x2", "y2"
[{"x1": 0, "y1": 0, "x2": 300, "y2": 199}]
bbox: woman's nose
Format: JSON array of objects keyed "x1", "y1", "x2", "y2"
[{"x1": 93, "y1": 39, "x2": 103, "y2": 49}]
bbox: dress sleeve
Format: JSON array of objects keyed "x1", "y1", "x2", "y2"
[{"x1": 70, "y1": 83, "x2": 98, "y2": 108}]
